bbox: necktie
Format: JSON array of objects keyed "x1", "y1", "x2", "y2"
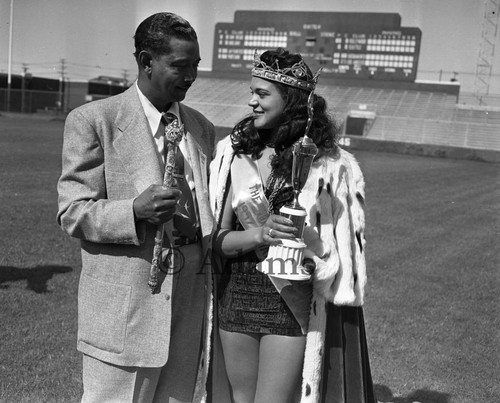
[{"x1": 162, "y1": 113, "x2": 198, "y2": 243}]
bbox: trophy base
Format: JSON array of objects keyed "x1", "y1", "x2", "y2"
[
  {"x1": 257, "y1": 239, "x2": 311, "y2": 281},
  {"x1": 269, "y1": 270, "x2": 311, "y2": 281}
]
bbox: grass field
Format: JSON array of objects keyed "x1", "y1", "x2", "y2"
[{"x1": 0, "y1": 114, "x2": 499, "y2": 403}]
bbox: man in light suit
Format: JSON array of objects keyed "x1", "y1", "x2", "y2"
[{"x1": 57, "y1": 12, "x2": 215, "y2": 402}]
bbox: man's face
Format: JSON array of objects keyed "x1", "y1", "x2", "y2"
[{"x1": 144, "y1": 37, "x2": 200, "y2": 110}]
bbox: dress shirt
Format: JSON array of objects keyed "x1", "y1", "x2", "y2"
[{"x1": 135, "y1": 82, "x2": 199, "y2": 225}]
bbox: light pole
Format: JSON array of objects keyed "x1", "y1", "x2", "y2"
[
  {"x1": 58, "y1": 58, "x2": 66, "y2": 112},
  {"x1": 21, "y1": 64, "x2": 27, "y2": 113},
  {"x1": 7, "y1": 0, "x2": 14, "y2": 112}
]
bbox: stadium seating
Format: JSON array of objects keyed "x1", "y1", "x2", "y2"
[{"x1": 185, "y1": 77, "x2": 500, "y2": 151}]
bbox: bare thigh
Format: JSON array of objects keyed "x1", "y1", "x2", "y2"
[
  {"x1": 254, "y1": 334, "x2": 306, "y2": 403},
  {"x1": 219, "y1": 329, "x2": 260, "y2": 403}
]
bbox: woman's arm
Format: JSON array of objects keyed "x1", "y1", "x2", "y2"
[{"x1": 215, "y1": 185, "x2": 298, "y2": 258}]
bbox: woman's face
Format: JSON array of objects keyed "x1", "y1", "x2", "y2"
[{"x1": 248, "y1": 77, "x2": 286, "y2": 130}]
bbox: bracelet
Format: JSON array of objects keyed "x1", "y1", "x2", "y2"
[{"x1": 212, "y1": 227, "x2": 231, "y2": 255}]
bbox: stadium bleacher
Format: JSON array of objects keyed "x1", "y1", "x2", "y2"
[{"x1": 184, "y1": 76, "x2": 500, "y2": 153}]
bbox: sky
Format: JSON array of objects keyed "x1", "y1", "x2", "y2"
[
  {"x1": 0, "y1": 0, "x2": 498, "y2": 94},
  {"x1": 0, "y1": 0, "x2": 142, "y2": 82}
]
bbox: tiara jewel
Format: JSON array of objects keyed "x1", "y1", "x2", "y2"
[{"x1": 251, "y1": 50, "x2": 322, "y2": 92}]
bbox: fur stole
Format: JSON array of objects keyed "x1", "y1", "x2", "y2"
[
  {"x1": 210, "y1": 136, "x2": 367, "y2": 306},
  {"x1": 299, "y1": 147, "x2": 367, "y2": 403}
]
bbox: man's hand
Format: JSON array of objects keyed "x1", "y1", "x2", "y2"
[{"x1": 133, "y1": 184, "x2": 181, "y2": 225}]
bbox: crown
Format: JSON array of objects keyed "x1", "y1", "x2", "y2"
[{"x1": 251, "y1": 50, "x2": 321, "y2": 92}]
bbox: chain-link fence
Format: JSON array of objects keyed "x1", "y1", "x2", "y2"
[{"x1": 0, "y1": 88, "x2": 61, "y2": 114}]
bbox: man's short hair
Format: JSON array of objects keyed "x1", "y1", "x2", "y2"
[{"x1": 133, "y1": 12, "x2": 197, "y2": 60}]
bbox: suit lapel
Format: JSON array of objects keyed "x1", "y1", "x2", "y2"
[
  {"x1": 111, "y1": 94, "x2": 213, "y2": 234},
  {"x1": 113, "y1": 86, "x2": 163, "y2": 194},
  {"x1": 180, "y1": 106, "x2": 213, "y2": 236}
]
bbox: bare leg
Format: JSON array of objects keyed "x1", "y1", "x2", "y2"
[
  {"x1": 219, "y1": 329, "x2": 260, "y2": 403},
  {"x1": 254, "y1": 334, "x2": 306, "y2": 403}
]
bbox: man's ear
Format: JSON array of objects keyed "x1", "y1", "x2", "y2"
[{"x1": 138, "y1": 51, "x2": 153, "y2": 73}]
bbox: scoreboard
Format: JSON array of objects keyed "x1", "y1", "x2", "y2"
[{"x1": 213, "y1": 11, "x2": 422, "y2": 82}]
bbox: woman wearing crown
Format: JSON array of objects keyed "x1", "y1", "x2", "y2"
[{"x1": 208, "y1": 48, "x2": 376, "y2": 403}]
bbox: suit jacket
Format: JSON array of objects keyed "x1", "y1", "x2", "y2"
[{"x1": 57, "y1": 85, "x2": 215, "y2": 368}]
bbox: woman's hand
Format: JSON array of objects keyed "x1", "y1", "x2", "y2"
[
  {"x1": 216, "y1": 214, "x2": 299, "y2": 258},
  {"x1": 260, "y1": 214, "x2": 298, "y2": 245}
]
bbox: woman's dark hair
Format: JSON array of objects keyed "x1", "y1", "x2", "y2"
[
  {"x1": 133, "y1": 12, "x2": 197, "y2": 60},
  {"x1": 231, "y1": 48, "x2": 340, "y2": 179}
]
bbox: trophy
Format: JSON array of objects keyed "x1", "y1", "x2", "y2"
[{"x1": 258, "y1": 92, "x2": 318, "y2": 280}]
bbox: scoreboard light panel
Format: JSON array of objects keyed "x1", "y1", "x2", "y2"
[{"x1": 212, "y1": 12, "x2": 421, "y2": 82}]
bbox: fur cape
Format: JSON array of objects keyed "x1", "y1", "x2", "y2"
[{"x1": 207, "y1": 136, "x2": 367, "y2": 402}]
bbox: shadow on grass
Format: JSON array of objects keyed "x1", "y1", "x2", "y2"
[
  {"x1": 0, "y1": 265, "x2": 72, "y2": 293},
  {"x1": 375, "y1": 384, "x2": 451, "y2": 403}
]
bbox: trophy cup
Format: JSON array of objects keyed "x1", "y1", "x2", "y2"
[{"x1": 258, "y1": 93, "x2": 318, "y2": 280}]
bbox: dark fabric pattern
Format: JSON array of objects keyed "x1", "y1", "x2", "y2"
[{"x1": 218, "y1": 239, "x2": 305, "y2": 336}]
